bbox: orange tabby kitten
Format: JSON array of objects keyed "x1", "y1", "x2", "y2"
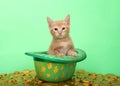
[{"x1": 47, "y1": 15, "x2": 77, "y2": 57}]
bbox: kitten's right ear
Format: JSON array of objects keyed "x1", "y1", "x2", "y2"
[
  {"x1": 65, "y1": 15, "x2": 70, "y2": 26},
  {"x1": 47, "y1": 17, "x2": 53, "y2": 28}
]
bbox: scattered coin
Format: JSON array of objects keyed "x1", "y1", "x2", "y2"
[{"x1": 0, "y1": 69, "x2": 120, "y2": 86}]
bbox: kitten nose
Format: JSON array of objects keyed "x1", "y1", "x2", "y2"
[{"x1": 58, "y1": 31, "x2": 62, "y2": 35}]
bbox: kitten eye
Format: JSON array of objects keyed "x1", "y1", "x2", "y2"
[
  {"x1": 62, "y1": 27, "x2": 65, "y2": 30},
  {"x1": 54, "y1": 28, "x2": 58, "y2": 31}
]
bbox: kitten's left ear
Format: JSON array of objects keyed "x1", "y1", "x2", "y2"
[
  {"x1": 64, "y1": 15, "x2": 70, "y2": 25},
  {"x1": 47, "y1": 17, "x2": 54, "y2": 28}
]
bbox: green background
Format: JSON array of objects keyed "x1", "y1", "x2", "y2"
[{"x1": 0, "y1": 0, "x2": 120, "y2": 76}]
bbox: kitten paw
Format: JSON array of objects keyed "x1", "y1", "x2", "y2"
[
  {"x1": 68, "y1": 51, "x2": 77, "y2": 57},
  {"x1": 56, "y1": 53, "x2": 64, "y2": 57}
]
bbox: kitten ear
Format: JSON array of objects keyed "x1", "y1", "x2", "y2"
[
  {"x1": 47, "y1": 17, "x2": 54, "y2": 28},
  {"x1": 64, "y1": 15, "x2": 70, "y2": 25}
]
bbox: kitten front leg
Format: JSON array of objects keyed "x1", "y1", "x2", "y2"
[
  {"x1": 54, "y1": 48, "x2": 64, "y2": 57},
  {"x1": 67, "y1": 49, "x2": 77, "y2": 57}
]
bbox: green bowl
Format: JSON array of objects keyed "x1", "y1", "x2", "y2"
[{"x1": 25, "y1": 49, "x2": 86, "y2": 82}]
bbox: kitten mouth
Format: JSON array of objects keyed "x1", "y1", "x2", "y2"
[
  {"x1": 59, "y1": 34, "x2": 62, "y2": 36},
  {"x1": 56, "y1": 35, "x2": 64, "y2": 39}
]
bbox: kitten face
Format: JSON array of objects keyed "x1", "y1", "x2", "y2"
[{"x1": 47, "y1": 15, "x2": 70, "y2": 39}]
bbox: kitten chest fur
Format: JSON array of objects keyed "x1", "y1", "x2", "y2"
[{"x1": 48, "y1": 37, "x2": 74, "y2": 55}]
